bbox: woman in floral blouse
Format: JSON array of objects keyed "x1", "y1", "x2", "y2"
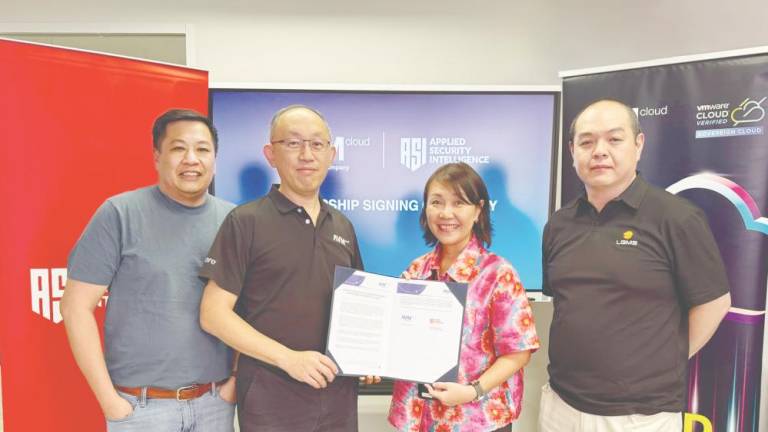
[{"x1": 388, "y1": 163, "x2": 539, "y2": 432}]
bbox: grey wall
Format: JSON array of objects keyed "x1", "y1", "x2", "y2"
[
  {"x1": 2, "y1": 0, "x2": 766, "y2": 85},
  {"x1": 0, "y1": 33, "x2": 186, "y2": 65}
]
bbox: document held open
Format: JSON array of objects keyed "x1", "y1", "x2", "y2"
[{"x1": 326, "y1": 266, "x2": 467, "y2": 383}]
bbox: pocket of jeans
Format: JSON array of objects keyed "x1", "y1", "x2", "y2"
[
  {"x1": 106, "y1": 392, "x2": 139, "y2": 423},
  {"x1": 216, "y1": 387, "x2": 237, "y2": 406}
]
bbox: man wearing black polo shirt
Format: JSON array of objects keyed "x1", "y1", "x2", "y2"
[
  {"x1": 539, "y1": 99, "x2": 731, "y2": 432},
  {"x1": 198, "y1": 105, "x2": 367, "y2": 431}
]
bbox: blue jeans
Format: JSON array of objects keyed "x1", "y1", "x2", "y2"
[{"x1": 107, "y1": 386, "x2": 235, "y2": 432}]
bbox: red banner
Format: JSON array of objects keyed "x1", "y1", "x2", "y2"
[{"x1": 0, "y1": 38, "x2": 208, "y2": 431}]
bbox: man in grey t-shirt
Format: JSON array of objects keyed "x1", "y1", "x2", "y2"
[{"x1": 61, "y1": 109, "x2": 236, "y2": 431}]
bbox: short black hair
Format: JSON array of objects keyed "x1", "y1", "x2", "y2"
[
  {"x1": 152, "y1": 109, "x2": 218, "y2": 152},
  {"x1": 568, "y1": 98, "x2": 641, "y2": 143},
  {"x1": 420, "y1": 163, "x2": 493, "y2": 248}
]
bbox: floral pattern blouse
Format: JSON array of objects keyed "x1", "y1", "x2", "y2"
[{"x1": 388, "y1": 235, "x2": 540, "y2": 432}]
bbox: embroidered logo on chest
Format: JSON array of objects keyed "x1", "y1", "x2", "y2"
[
  {"x1": 333, "y1": 234, "x2": 351, "y2": 247},
  {"x1": 615, "y1": 230, "x2": 638, "y2": 247}
]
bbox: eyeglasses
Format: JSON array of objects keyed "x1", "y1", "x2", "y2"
[{"x1": 271, "y1": 138, "x2": 331, "y2": 152}]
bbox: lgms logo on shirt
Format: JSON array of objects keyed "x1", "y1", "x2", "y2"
[{"x1": 616, "y1": 230, "x2": 638, "y2": 247}]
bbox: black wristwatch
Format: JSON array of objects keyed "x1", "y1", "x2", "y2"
[{"x1": 470, "y1": 380, "x2": 486, "y2": 400}]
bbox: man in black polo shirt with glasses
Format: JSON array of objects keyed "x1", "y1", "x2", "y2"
[
  {"x1": 198, "y1": 105, "x2": 374, "y2": 431},
  {"x1": 539, "y1": 99, "x2": 731, "y2": 432}
]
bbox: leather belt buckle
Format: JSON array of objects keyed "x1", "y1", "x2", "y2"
[{"x1": 176, "y1": 384, "x2": 198, "y2": 401}]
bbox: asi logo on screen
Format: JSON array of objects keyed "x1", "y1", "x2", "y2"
[
  {"x1": 30, "y1": 268, "x2": 107, "y2": 323},
  {"x1": 400, "y1": 136, "x2": 490, "y2": 171},
  {"x1": 400, "y1": 137, "x2": 427, "y2": 172}
]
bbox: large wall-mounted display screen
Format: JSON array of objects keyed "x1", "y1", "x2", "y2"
[{"x1": 210, "y1": 88, "x2": 558, "y2": 291}]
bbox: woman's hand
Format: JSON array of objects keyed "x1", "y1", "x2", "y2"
[
  {"x1": 359, "y1": 375, "x2": 382, "y2": 385},
  {"x1": 425, "y1": 382, "x2": 477, "y2": 407}
]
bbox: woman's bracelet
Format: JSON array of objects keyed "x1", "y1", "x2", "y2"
[{"x1": 470, "y1": 380, "x2": 486, "y2": 400}]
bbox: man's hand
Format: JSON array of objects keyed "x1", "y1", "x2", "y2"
[
  {"x1": 426, "y1": 382, "x2": 476, "y2": 407},
  {"x1": 359, "y1": 375, "x2": 382, "y2": 385},
  {"x1": 689, "y1": 292, "x2": 731, "y2": 358},
  {"x1": 278, "y1": 350, "x2": 338, "y2": 389},
  {"x1": 218, "y1": 376, "x2": 237, "y2": 403},
  {"x1": 103, "y1": 392, "x2": 134, "y2": 421},
  {"x1": 62, "y1": 279, "x2": 132, "y2": 421}
]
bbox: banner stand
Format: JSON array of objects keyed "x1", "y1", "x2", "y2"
[
  {"x1": 0, "y1": 38, "x2": 208, "y2": 431},
  {"x1": 560, "y1": 46, "x2": 768, "y2": 432}
]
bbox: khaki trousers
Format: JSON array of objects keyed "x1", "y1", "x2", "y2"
[{"x1": 538, "y1": 383, "x2": 682, "y2": 432}]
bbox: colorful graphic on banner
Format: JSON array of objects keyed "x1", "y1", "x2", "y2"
[
  {"x1": 561, "y1": 54, "x2": 768, "y2": 432},
  {"x1": 210, "y1": 90, "x2": 558, "y2": 291},
  {"x1": 0, "y1": 38, "x2": 208, "y2": 431}
]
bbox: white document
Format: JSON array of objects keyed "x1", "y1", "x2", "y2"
[{"x1": 326, "y1": 266, "x2": 467, "y2": 383}]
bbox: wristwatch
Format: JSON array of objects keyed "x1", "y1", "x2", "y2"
[{"x1": 470, "y1": 380, "x2": 486, "y2": 400}]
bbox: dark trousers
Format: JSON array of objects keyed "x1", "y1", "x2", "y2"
[{"x1": 236, "y1": 366, "x2": 358, "y2": 432}]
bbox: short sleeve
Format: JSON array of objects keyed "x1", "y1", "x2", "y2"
[
  {"x1": 199, "y1": 210, "x2": 251, "y2": 296},
  {"x1": 541, "y1": 221, "x2": 552, "y2": 297},
  {"x1": 668, "y1": 209, "x2": 730, "y2": 307},
  {"x1": 350, "y1": 225, "x2": 365, "y2": 271},
  {"x1": 67, "y1": 201, "x2": 122, "y2": 286},
  {"x1": 490, "y1": 264, "x2": 540, "y2": 355}
]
